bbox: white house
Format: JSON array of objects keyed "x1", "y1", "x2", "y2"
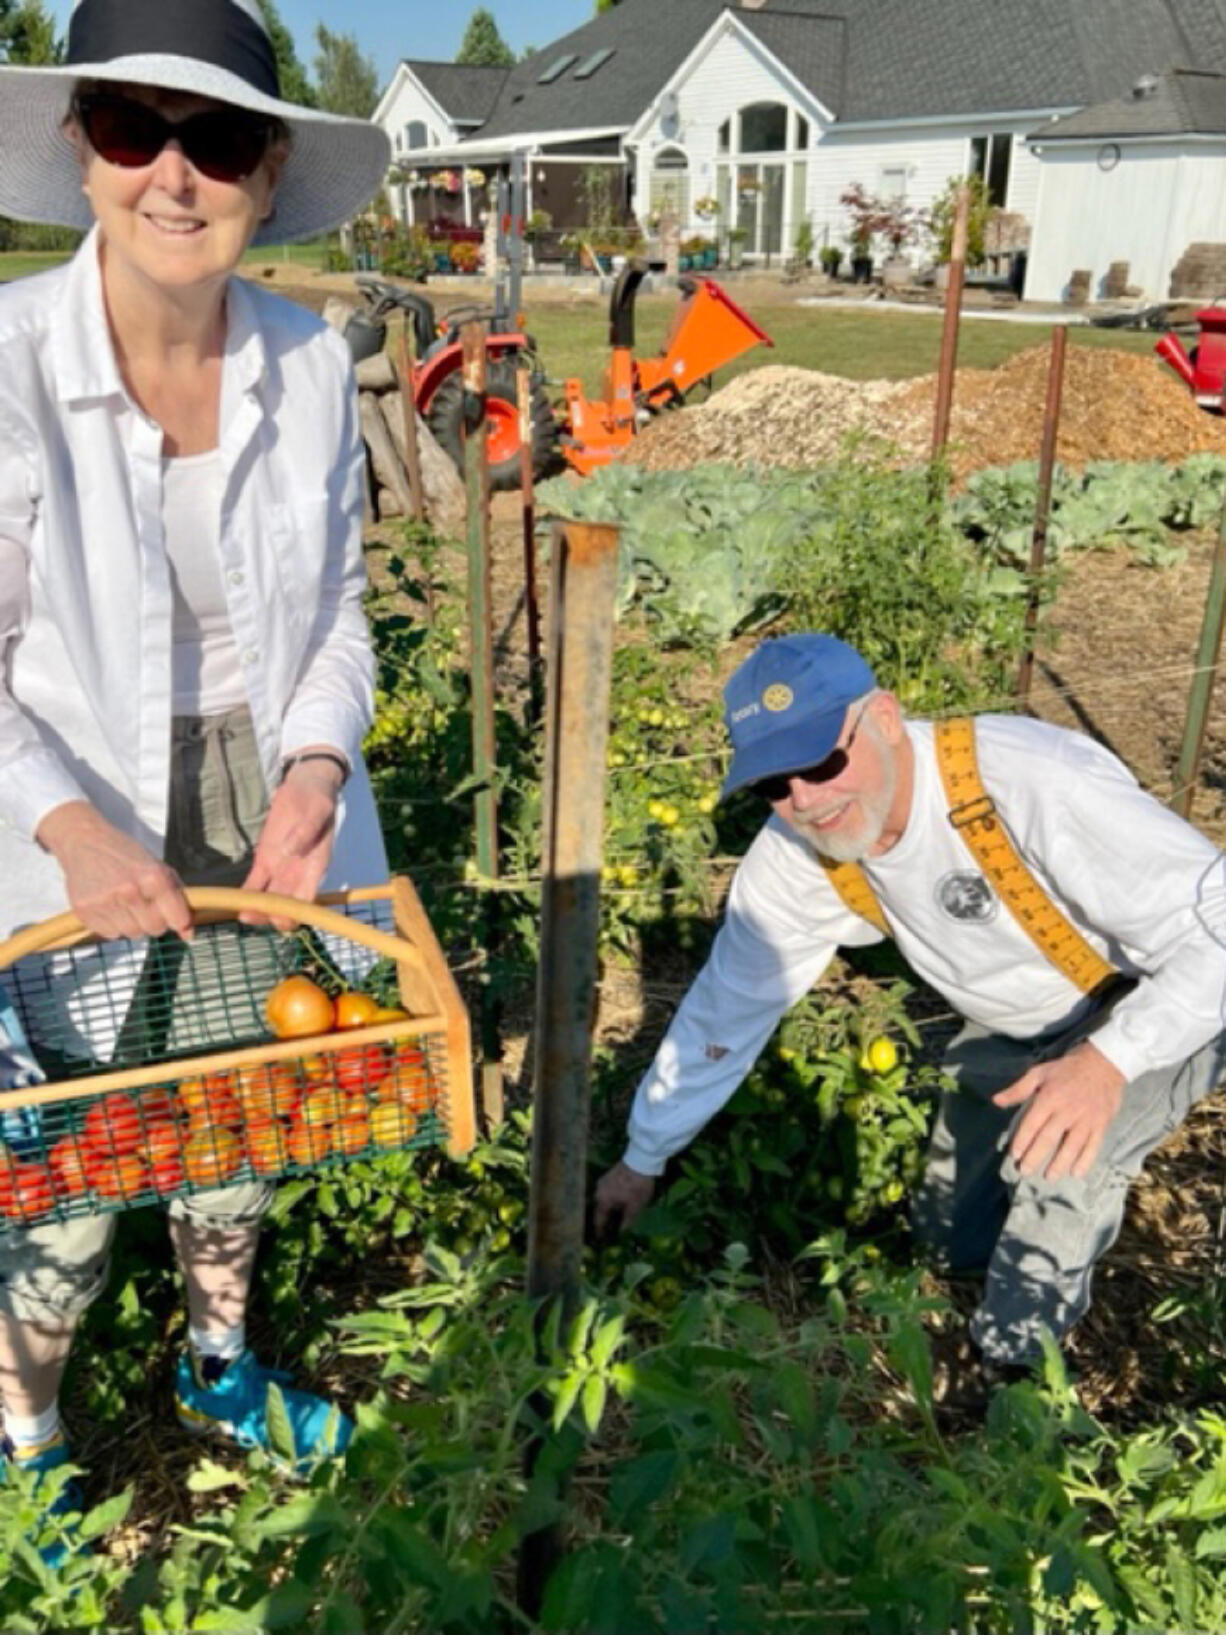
[
  {"x1": 1026, "y1": 68, "x2": 1226, "y2": 302},
  {"x1": 374, "y1": 0, "x2": 1226, "y2": 280}
]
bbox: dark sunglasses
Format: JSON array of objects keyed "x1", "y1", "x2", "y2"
[
  {"x1": 74, "y1": 93, "x2": 275, "y2": 184},
  {"x1": 751, "y1": 701, "x2": 871, "y2": 803}
]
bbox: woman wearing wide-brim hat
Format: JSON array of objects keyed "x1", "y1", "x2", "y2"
[{"x1": 0, "y1": 0, "x2": 391, "y2": 1548}]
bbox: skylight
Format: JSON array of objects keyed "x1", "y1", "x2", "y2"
[
  {"x1": 574, "y1": 47, "x2": 615, "y2": 80},
  {"x1": 538, "y1": 53, "x2": 578, "y2": 84}
]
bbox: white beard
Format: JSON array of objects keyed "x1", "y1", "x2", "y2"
[{"x1": 788, "y1": 742, "x2": 899, "y2": 863}]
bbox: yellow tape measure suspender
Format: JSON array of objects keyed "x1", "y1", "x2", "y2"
[{"x1": 818, "y1": 717, "x2": 1118, "y2": 997}]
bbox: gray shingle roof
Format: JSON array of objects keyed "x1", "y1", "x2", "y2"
[
  {"x1": 1029, "y1": 67, "x2": 1226, "y2": 139},
  {"x1": 430, "y1": 0, "x2": 1226, "y2": 143},
  {"x1": 402, "y1": 61, "x2": 509, "y2": 124}
]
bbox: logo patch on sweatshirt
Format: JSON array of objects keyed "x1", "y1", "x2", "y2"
[{"x1": 936, "y1": 871, "x2": 998, "y2": 923}]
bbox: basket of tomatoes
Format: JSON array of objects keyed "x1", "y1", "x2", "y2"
[{"x1": 0, "y1": 879, "x2": 473, "y2": 1225}]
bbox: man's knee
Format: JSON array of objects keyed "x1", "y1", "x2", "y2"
[
  {"x1": 167, "y1": 1180, "x2": 273, "y2": 1233},
  {"x1": 0, "y1": 1213, "x2": 115, "y2": 1324}
]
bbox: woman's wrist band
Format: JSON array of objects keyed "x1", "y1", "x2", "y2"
[{"x1": 279, "y1": 750, "x2": 350, "y2": 786}]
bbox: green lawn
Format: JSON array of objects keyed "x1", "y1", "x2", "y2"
[
  {"x1": 0, "y1": 250, "x2": 71, "y2": 282},
  {"x1": 521, "y1": 293, "x2": 1156, "y2": 396},
  {"x1": 0, "y1": 240, "x2": 328, "y2": 285}
]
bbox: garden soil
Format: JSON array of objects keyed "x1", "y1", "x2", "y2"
[{"x1": 628, "y1": 346, "x2": 1226, "y2": 482}]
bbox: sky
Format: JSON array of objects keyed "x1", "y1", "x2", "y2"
[{"x1": 45, "y1": 0, "x2": 597, "y2": 91}]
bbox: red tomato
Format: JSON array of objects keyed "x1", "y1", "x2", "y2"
[
  {"x1": 149, "y1": 1155, "x2": 186, "y2": 1196},
  {"x1": 329, "y1": 1043, "x2": 388, "y2": 1095},
  {"x1": 83, "y1": 1093, "x2": 143, "y2": 1158},
  {"x1": 49, "y1": 1136, "x2": 91, "y2": 1200},
  {"x1": 4, "y1": 1163, "x2": 55, "y2": 1222}
]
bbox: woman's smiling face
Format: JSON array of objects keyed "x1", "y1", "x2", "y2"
[{"x1": 70, "y1": 84, "x2": 285, "y2": 294}]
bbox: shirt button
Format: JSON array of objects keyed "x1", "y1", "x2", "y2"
[
  {"x1": 228, "y1": 570, "x2": 245, "y2": 587},
  {"x1": 243, "y1": 646, "x2": 259, "y2": 665}
]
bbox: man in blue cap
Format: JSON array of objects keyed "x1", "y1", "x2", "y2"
[{"x1": 595, "y1": 633, "x2": 1226, "y2": 1380}]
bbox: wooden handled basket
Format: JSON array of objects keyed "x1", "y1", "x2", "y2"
[{"x1": 0, "y1": 878, "x2": 474, "y2": 1225}]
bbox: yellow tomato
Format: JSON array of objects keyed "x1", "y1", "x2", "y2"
[{"x1": 864, "y1": 1037, "x2": 899, "y2": 1075}]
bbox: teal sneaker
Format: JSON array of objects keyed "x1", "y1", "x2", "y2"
[
  {"x1": 0, "y1": 1432, "x2": 85, "y2": 1567},
  {"x1": 174, "y1": 1349, "x2": 352, "y2": 1471}
]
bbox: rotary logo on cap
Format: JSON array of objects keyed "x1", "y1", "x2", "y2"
[{"x1": 762, "y1": 684, "x2": 793, "y2": 713}]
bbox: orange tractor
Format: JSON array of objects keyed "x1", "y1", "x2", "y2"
[{"x1": 345, "y1": 264, "x2": 771, "y2": 487}]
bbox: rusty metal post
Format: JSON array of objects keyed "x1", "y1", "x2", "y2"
[
  {"x1": 517, "y1": 362, "x2": 543, "y2": 718},
  {"x1": 931, "y1": 182, "x2": 970, "y2": 464},
  {"x1": 518, "y1": 519, "x2": 620, "y2": 1619},
  {"x1": 1173, "y1": 503, "x2": 1226, "y2": 819},
  {"x1": 1017, "y1": 325, "x2": 1068, "y2": 708},
  {"x1": 461, "y1": 321, "x2": 504, "y2": 1127},
  {"x1": 396, "y1": 330, "x2": 426, "y2": 525}
]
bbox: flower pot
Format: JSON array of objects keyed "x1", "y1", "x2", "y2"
[
  {"x1": 851, "y1": 255, "x2": 873, "y2": 284},
  {"x1": 728, "y1": 240, "x2": 745, "y2": 269},
  {"x1": 881, "y1": 255, "x2": 911, "y2": 290}
]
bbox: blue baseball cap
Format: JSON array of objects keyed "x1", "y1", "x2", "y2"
[{"x1": 721, "y1": 634, "x2": 876, "y2": 798}]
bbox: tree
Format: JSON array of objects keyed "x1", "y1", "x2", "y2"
[
  {"x1": 0, "y1": 0, "x2": 61, "y2": 64},
  {"x1": 255, "y1": 0, "x2": 316, "y2": 106},
  {"x1": 595, "y1": 0, "x2": 624, "y2": 11},
  {"x1": 314, "y1": 24, "x2": 378, "y2": 118},
  {"x1": 456, "y1": 8, "x2": 515, "y2": 68}
]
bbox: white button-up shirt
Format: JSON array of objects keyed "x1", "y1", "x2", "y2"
[{"x1": 0, "y1": 230, "x2": 387, "y2": 936}]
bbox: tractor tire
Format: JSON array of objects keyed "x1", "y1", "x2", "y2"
[{"x1": 426, "y1": 358, "x2": 556, "y2": 492}]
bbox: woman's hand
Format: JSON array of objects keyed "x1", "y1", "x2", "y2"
[
  {"x1": 36, "y1": 801, "x2": 193, "y2": 941},
  {"x1": 240, "y1": 756, "x2": 343, "y2": 929}
]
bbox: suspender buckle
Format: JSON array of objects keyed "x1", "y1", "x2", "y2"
[{"x1": 948, "y1": 795, "x2": 997, "y2": 831}]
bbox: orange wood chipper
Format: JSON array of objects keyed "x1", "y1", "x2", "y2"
[{"x1": 561, "y1": 262, "x2": 773, "y2": 475}]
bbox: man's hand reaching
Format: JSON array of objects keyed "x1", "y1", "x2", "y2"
[
  {"x1": 593, "y1": 1161, "x2": 656, "y2": 1239},
  {"x1": 993, "y1": 1039, "x2": 1126, "y2": 1182}
]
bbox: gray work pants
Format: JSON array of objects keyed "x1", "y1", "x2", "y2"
[{"x1": 911, "y1": 1001, "x2": 1226, "y2": 1364}]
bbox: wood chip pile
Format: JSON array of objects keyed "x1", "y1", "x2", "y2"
[{"x1": 627, "y1": 347, "x2": 1226, "y2": 481}]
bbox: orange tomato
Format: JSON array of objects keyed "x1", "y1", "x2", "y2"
[
  {"x1": 49, "y1": 1136, "x2": 91, "y2": 1200},
  {"x1": 298, "y1": 1053, "x2": 336, "y2": 1084},
  {"x1": 370, "y1": 1101, "x2": 418, "y2": 1149},
  {"x1": 265, "y1": 976, "x2": 335, "y2": 1040},
  {"x1": 143, "y1": 1124, "x2": 183, "y2": 1168},
  {"x1": 334, "y1": 992, "x2": 380, "y2": 1030},
  {"x1": 298, "y1": 1085, "x2": 344, "y2": 1128},
  {"x1": 234, "y1": 1062, "x2": 300, "y2": 1124},
  {"x1": 91, "y1": 1152, "x2": 149, "y2": 1203},
  {"x1": 245, "y1": 1120, "x2": 290, "y2": 1177},
  {"x1": 375, "y1": 1049, "x2": 437, "y2": 1115},
  {"x1": 178, "y1": 1073, "x2": 242, "y2": 1131},
  {"x1": 334, "y1": 1108, "x2": 372, "y2": 1155},
  {"x1": 83, "y1": 1092, "x2": 144, "y2": 1158},
  {"x1": 287, "y1": 1119, "x2": 333, "y2": 1166},
  {"x1": 182, "y1": 1129, "x2": 243, "y2": 1188}
]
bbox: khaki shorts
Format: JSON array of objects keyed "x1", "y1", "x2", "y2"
[{"x1": 0, "y1": 709, "x2": 276, "y2": 1323}]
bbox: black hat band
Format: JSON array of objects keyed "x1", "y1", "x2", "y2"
[{"x1": 66, "y1": 0, "x2": 280, "y2": 100}]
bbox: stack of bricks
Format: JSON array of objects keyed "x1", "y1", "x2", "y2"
[{"x1": 1169, "y1": 243, "x2": 1226, "y2": 299}]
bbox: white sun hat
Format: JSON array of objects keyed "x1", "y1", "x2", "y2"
[{"x1": 0, "y1": 0, "x2": 391, "y2": 244}]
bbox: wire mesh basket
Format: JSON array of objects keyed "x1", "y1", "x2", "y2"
[{"x1": 0, "y1": 879, "x2": 473, "y2": 1225}]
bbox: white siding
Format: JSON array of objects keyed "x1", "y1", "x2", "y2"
[
  {"x1": 1025, "y1": 141, "x2": 1226, "y2": 302},
  {"x1": 631, "y1": 19, "x2": 827, "y2": 252},
  {"x1": 810, "y1": 119, "x2": 1042, "y2": 257},
  {"x1": 376, "y1": 67, "x2": 459, "y2": 162}
]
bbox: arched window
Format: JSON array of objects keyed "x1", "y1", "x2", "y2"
[
  {"x1": 649, "y1": 145, "x2": 690, "y2": 222},
  {"x1": 406, "y1": 119, "x2": 428, "y2": 150},
  {"x1": 739, "y1": 102, "x2": 788, "y2": 153}
]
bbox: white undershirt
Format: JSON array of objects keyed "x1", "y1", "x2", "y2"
[{"x1": 162, "y1": 450, "x2": 246, "y2": 715}]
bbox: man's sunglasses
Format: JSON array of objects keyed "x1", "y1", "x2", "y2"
[
  {"x1": 74, "y1": 93, "x2": 275, "y2": 184},
  {"x1": 750, "y1": 701, "x2": 871, "y2": 803}
]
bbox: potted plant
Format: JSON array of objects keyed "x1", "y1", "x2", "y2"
[
  {"x1": 693, "y1": 194, "x2": 720, "y2": 224},
  {"x1": 727, "y1": 225, "x2": 749, "y2": 269},
  {"x1": 793, "y1": 218, "x2": 815, "y2": 268},
  {"x1": 450, "y1": 240, "x2": 480, "y2": 275},
  {"x1": 876, "y1": 196, "x2": 919, "y2": 288},
  {"x1": 840, "y1": 182, "x2": 881, "y2": 283},
  {"x1": 819, "y1": 244, "x2": 843, "y2": 278},
  {"x1": 927, "y1": 174, "x2": 992, "y2": 286}
]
